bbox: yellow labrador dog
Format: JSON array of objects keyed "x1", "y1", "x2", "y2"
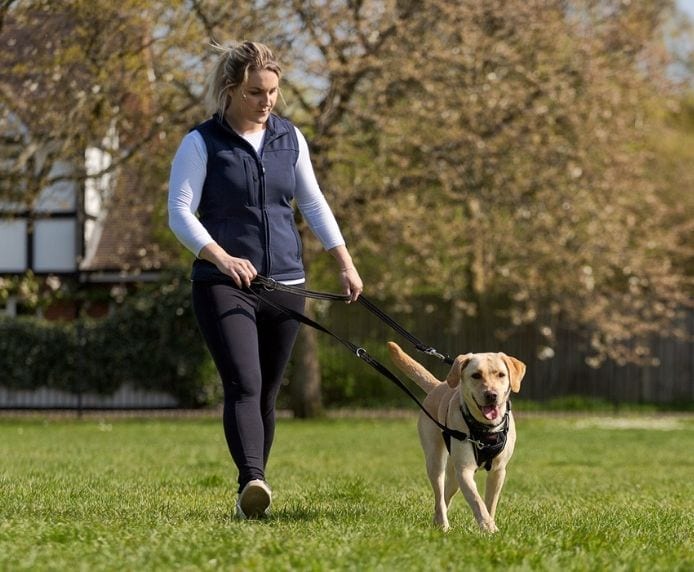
[{"x1": 387, "y1": 341, "x2": 525, "y2": 533}]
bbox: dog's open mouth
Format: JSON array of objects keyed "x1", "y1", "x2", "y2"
[{"x1": 480, "y1": 404, "x2": 500, "y2": 421}]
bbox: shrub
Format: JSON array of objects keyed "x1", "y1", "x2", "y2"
[{"x1": 0, "y1": 274, "x2": 217, "y2": 407}]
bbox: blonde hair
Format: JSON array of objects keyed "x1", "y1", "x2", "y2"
[{"x1": 204, "y1": 41, "x2": 282, "y2": 117}]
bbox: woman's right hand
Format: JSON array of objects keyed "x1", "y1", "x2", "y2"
[{"x1": 199, "y1": 242, "x2": 257, "y2": 288}]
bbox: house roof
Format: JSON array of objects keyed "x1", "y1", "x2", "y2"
[{"x1": 80, "y1": 164, "x2": 173, "y2": 278}]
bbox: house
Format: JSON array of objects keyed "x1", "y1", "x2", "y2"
[
  {"x1": 0, "y1": 11, "x2": 179, "y2": 409},
  {"x1": 0, "y1": 9, "x2": 171, "y2": 320},
  {"x1": 0, "y1": 105, "x2": 181, "y2": 409},
  {"x1": 0, "y1": 107, "x2": 169, "y2": 320}
]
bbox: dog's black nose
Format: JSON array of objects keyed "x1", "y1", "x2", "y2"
[{"x1": 484, "y1": 391, "x2": 498, "y2": 403}]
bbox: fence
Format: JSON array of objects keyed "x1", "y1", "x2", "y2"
[
  {"x1": 0, "y1": 384, "x2": 178, "y2": 410},
  {"x1": 0, "y1": 300, "x2": 691, "y2": 410},
  {"x1": 317, "y1": 299, "x2": 694, "y2": 407}
]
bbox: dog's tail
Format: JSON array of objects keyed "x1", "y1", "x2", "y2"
[{"x1": 387, "y1": 341, "x2": 441, "y2": 394}]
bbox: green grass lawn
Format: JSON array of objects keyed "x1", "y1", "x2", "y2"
[{"x1": 0, "y1": 413, "x2": 692, "y2": 571}]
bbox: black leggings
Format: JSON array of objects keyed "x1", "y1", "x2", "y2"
[{"x1": 192, "y1": 281, "x2": 305, "y2": 491}]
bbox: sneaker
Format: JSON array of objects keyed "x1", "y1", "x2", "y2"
[{"x1": 235, "y1": 479, "x2": 272, "y2": 519}]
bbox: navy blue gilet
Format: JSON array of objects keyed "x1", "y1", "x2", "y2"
[{"x1": 191, "y1": 113, "x2": 304, "y2": 283}]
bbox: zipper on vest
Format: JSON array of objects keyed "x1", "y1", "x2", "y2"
[
  {"x1": 212, "y1": 115, "x2": 275, "y2": 276},
  {"x1": 259, "y1": 161, "x2": 271, "y2": 276}
]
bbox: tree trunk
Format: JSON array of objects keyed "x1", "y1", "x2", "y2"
[{"x1": 290, "y1": 297, "x2": 323, "y2": 418}]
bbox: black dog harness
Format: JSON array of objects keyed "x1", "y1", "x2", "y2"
[{"x1": 442, "y1": 402, "x2": 512, "y2": 471}]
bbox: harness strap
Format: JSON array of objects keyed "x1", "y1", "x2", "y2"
[{"x1": 460, "y1": 403, "x2": 512, "y2": 470}]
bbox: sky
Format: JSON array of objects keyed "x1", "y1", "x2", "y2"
[
  {"x1": 673, "y1": 0, "x2": 694, "y2": 84},
  {"x1": 679, "y1": 0, "x2": 694, "y2": 19}
]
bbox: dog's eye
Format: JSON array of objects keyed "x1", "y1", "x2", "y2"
[
  {"x1": 498, "y1": 372, "x2": 506, "y2": 378},
  {"x1": 471, "y1": 372, "x2": 482, "y2": 379}
]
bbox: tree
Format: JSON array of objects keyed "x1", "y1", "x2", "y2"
[
  {"x1": 2, "y1": 0, "x2": 691, "y2": 413},
  {"x1": 189, "y1": 0, "x2": 691, "y2": 401},
  {"x1": 187, "y1": 0, "x2": 435, "y2": 416},
  {"x1": 287, "y1": 0, "x2": 691, "y2": 368}
]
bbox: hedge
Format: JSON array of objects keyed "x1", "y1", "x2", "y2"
[
  {"x1": 0, "y1": 274, "x2": 424, "y2": 410},
  {"x1": 0, "y1": 275, "x2": 218, "y2": 407}
]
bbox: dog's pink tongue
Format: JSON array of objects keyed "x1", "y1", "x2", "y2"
[{"x1": 482, "y1": 405, "x2": 499, "y2": 420}]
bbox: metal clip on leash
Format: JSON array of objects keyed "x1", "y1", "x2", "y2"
[{"x1": 423, "y1": 347, "x2": 448, "y2": 361}]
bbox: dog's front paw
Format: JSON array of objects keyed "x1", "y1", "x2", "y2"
[
  {"x1": 433, "y1": 515, "x2": 450, "y2": 533},
  {"x1": 479, "y1": 520, "x2": 499, "y2": 534}
]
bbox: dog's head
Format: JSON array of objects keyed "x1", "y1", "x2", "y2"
[{"x1": 446, "y1": 352, "x2": 525, "y2": 423}]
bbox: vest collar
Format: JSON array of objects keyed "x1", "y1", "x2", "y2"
[{"x1": 213, "y1": 112, "x2": 290, "y2": 145}]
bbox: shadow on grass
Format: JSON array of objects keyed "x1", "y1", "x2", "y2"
[
  {"x1": 271, "y1": 507, "x2": 325, "y2": 522},
  {"x1": 217, "y1": 506, "x2": 325, "y2": 525}
]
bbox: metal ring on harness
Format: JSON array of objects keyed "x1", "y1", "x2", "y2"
[
  {"x1": 355, "y1": 347, "x2": 367, "y2": 358},
  {"x1": 262, "y1": 277, "x2": 278, "y2": 291}
]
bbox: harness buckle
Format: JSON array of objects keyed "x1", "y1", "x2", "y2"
[
  {"x1": 355, "y1": 347, "x2": 367, "y2": 359},
  {"x1": 263, "y1": 277, "x2": 278, "y2": 291}
]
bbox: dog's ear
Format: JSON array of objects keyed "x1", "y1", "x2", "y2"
[
  {"x1": 501, "y1": 354, "x2": 526, "y2": 393},
  {"x1": 446, "y1": 354, "x2": 472, "y2": 388}
]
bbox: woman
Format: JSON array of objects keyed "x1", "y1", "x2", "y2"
[{"x1": 168, "y1": 41, "x2": 363, "y2": 519}]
